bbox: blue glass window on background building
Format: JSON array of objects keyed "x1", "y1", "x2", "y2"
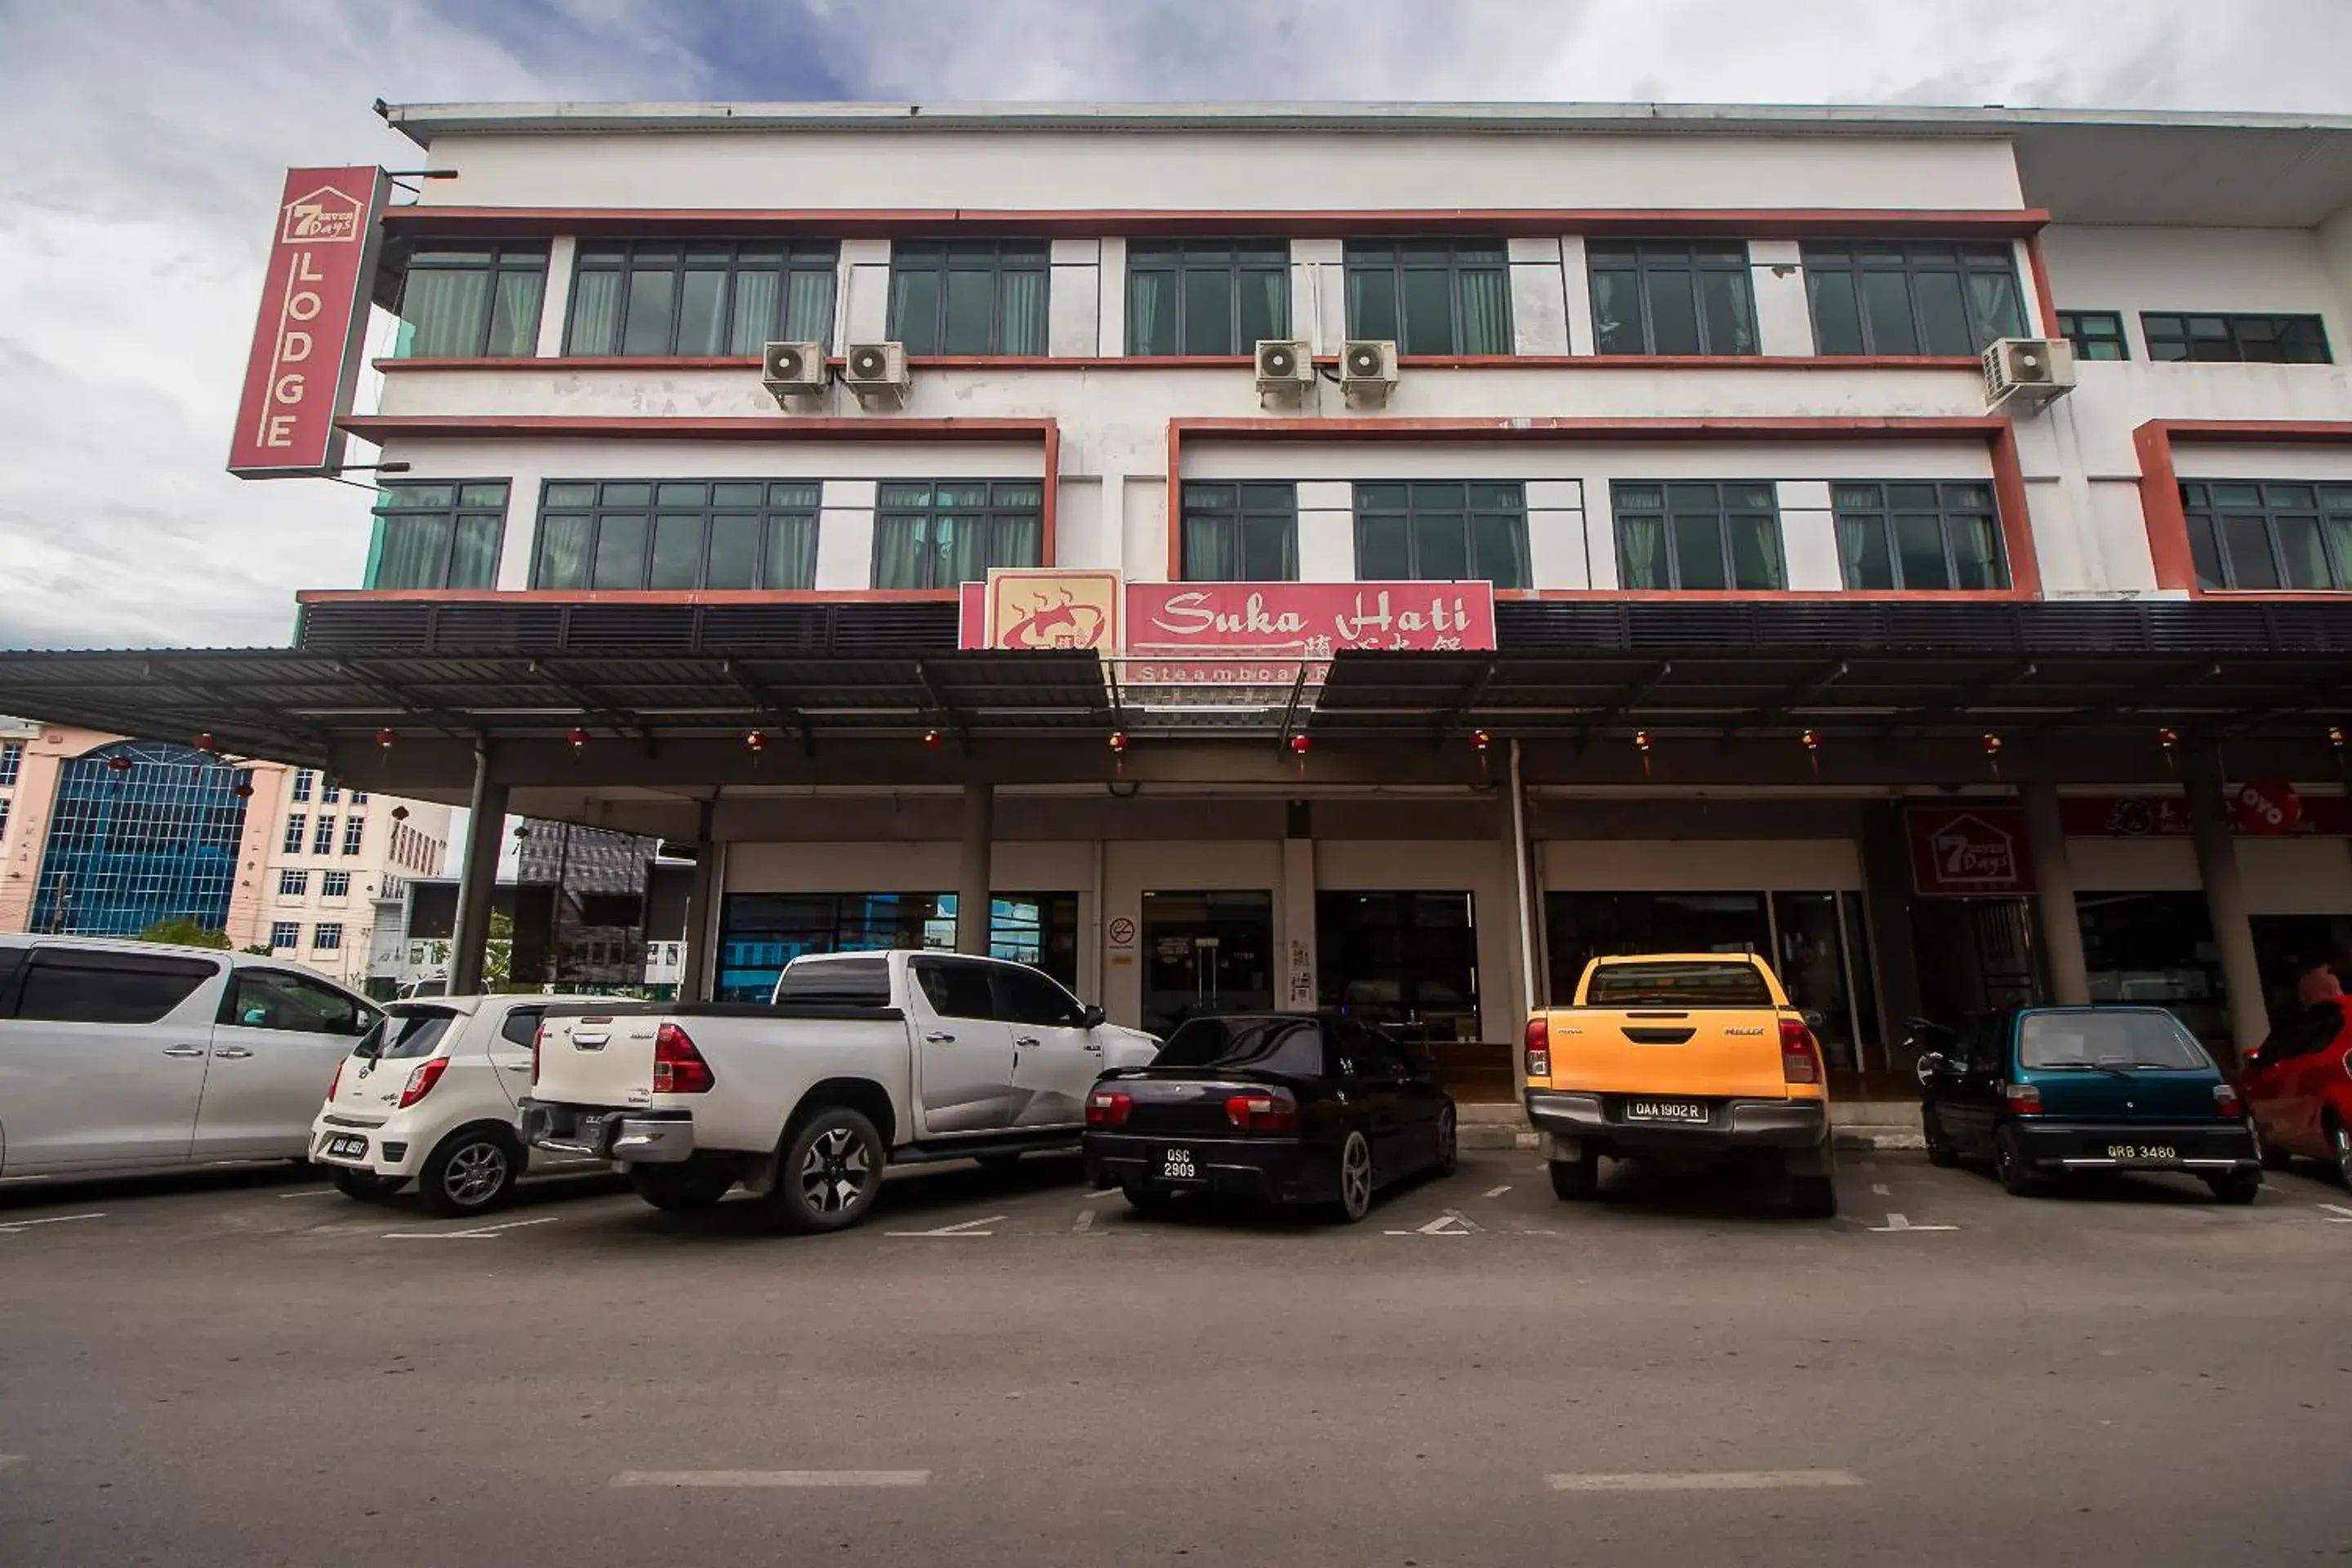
[{"x1": 30, "y1": 741, "x2": 252, "y2": 936}]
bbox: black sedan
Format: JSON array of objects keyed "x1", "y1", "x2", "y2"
[{"x1": 1082, "y1": 1013, "x2": 1456, "y2": 1223}]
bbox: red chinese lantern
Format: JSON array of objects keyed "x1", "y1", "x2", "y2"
[
  {"x1": 567, "y1": 726, "x2": 590, "y2": 757},
  {"x1": 191, "y1": 733, "x2": 217, "y2": 754},
  {"x1": 375, "y1": 728, "x2": 398, "y2": 752},
  {"x1": 922, "y1": 729, "x2": 942, "y2": 748},
  {"x1": 745, "y1": 729, "x2": 768, "y2": 755}
]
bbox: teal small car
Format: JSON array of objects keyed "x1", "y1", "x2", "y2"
[{"x1": 1913, "y1": 1005, "x2": 2261, "y2": 1202}]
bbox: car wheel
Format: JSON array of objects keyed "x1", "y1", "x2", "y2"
[
  {"x1": 2204, "y1": 1171, "x2": 2262, "y2": 1205},
  {"x1": 1922, "y1": 1108, "x2": 1960, "y2": 1169},
  {"x1": 1789, "y1": 1173, "x2": 1838, "y2": 1218},
  {"x1": 765, "y1": 1107, "x2": 884, "y2": 1234},
  {"x1": 328, "y1": 1167, "x2": 404, "y2": 1202},
  {"x1": 1120, "y1": 1182, "x2": 1175, "y2": 1217},
  {"x1": 2257, "y1": 1128, "x2": 2295, "y2": 1172},
  {"x1": 629, "y1": 1160, "x2": 736, "y2": 1213},
  {"x1": 2331, "y1": 1120, "x2": 2352, "y2": 1190},
  {"x1": 1994, "y1": 1125, "x2": 2039, "y2": 1197},
  {"x1": 1433, "y1": 1105, "x2": 1458, "y2": 1177},
  {"x1": 419, "y1": 1128, "x2": 522, "y2": 1218},
  {"x1": 1548, "y1": 1152, "x2": 1600, "y2": 1201},
  {"x1": 1330, "y1": 1129, "x2": 1374, "y2": 1224}
]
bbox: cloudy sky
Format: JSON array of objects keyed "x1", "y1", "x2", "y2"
[{"x1": 1, "y1": 0, "x2": 2347, "y2": 649}]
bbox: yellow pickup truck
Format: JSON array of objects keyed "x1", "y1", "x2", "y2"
[{"x1": 1522, "y1": 952, "x2": 1836, "y2": 1217}]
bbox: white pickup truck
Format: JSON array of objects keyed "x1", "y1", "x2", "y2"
[{"x1": 520, "y1": 950, "x2": 1159, "y2": 1232}]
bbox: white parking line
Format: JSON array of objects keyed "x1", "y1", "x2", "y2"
[
  {"x1": 0, "y1": 1213, "x2": 105, "y2": 1235},
  {"x1": 383, "y1": 1216, "x2": 560, "y2": 1240},
  {"x1": 279, "y1": 1188, "x2": 342, "y2": 1199},
  {"x1": 884, "y1": 1214, "x2": 1006, "y2": 1237},
  {"x1": 1868, "y1": 1213, "x2": 1957, "y2": 1233},
  {"x1": 1870, "y1": 1183, "x2": 1892, "y2": 1196},
  {"x1": 2320, "y1": 1203, "x2": 2352, "y2": 1223},
  {"x1": 611, "y1": 1470, "x2": 929, "y2": 1489},
  {"x1": 1071, "y1": 1209, "x2": 1095, "y2": 1233},
  {"x1": 0, "y1": 1454, "x2": 22, "y2": 1473},
  {"x1": 1546, "y1": 1469, "x2": 1864, "y2": 1493},
  {"x1": 1385, "y1": 1211, "x2": 1480, "y2": 1236},
  {"x1": 1482, "y1": 1185, "x2": 1512, "y2": 1198}
]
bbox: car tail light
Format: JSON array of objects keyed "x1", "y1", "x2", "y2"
[
  {"x1": 2004, "y1": 1081, "x2": 2043, "y2": 1116},
  {"x1": 328, "y1": 1060, "x2": 345, "y2": 1099},
  {"x1": 1085, "y1": 1089, "x2": 1132, "y2": 1128},
  {"x1": 1779, "y1": 1018, "x2": 1823, "y2": 1085},
  {"x1": 1223, "y1": 1089, "x2": 1301, "y2": 1135},
  {"x1": 1524, "y1": 1015, "x2": 1551, "y2": 1079},
  {"x1": 397, "y1": 1055, "x2": 449, "y2": 1109},
  {"x1": 652, "y1": 1022, "x2": 715, "y2": 1094},
  {"x1": 2213, "y1": 1082, "x2": 2243, "y2": 1120}
]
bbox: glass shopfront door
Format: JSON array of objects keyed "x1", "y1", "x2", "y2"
[
  {"x1": 1140, "y1": 890, "x2": 1275, "y2": 1037},
  {"x1": 1315, "y1": 892, "x2": 1480, "y2": 1047}
]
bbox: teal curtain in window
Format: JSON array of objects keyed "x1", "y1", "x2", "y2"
[
  {"x1": 763, "y1": 515, "x2": 818, "y2": 588},
  {"x1": 784, "y1": 269, "x2": 836, "y2": 345},
  {"x1": 999, "y1": 270, "x2": 1046, "y2": 354},
  {"x1": 449, "y1": 516, "x2": 502, "y2": 589},
  {"x1": 1458, "y1": 268, "x2": 1511, "y2": 354},
  {"x1": 372, "y1": 517, "x2": 448, "y2": 590},
  {"x1": 1968, "y1": 270, "x2": 2027, "y2": 346},
  {"x1": 727, "y1": 270, "x2": 781, "y2": 354},
  {"x1": 1129, "y1": 270, "x2": 1169, "y2": 356},
  {"x1": 488, "y1": 270, "x2": 542, "y2": 356},
  {"x1": 992, "y1": 514, "x2": 1043, "y2": 570},
  {"x1": 567, "y1": 270, "x2": 623, "y2": 355},
  {"x1": 873, "y1": 516, "x2": 932, "y2": 589},
  {"x1": 403, "y1": 269, "x2": 492, "y2": 359},
  {"x1": 1617, "y1": 514, "x2": 1668, "y2": 589}
]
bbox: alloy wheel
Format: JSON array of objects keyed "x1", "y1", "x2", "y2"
[
  {"x1": 1437, "y1": 1107, "x2": 1457, "y2": 1172},
  {"x1": 1339, "y1": 1131, "x2": 1373, "y2": 1220},
  {"x1": 2336, "y1": 1124, "x2": 2352, "y2": 1189},
  {"x1": 443, "y1": 1141, "x2": 509, "y2": 1207},
  {"x1": 800, "y1": 1125, "x2": 874, "y2": 1214}
]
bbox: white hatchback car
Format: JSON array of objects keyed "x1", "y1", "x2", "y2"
[{"x1": 310, "y1": 996, "x2": 643, "y2": 1218}]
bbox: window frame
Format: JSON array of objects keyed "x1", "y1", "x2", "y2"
[
  {"x1": 1586, "y1": 240, "x2": 1759, "y2": 357},
  {"x1": 1611, "y1": 481, "x2": 1789, "y2": 592},
  {"x1": 1342, "y1": 238, "x2": 1515, "y2": 356},
  {"x1": 2055, "y1": 310, "x2": 2129, "y2": 362},
  {"x1": 1801, "y1": 243, "x2": 2029, "y2": 357},
  {"x1": 0, "y1": 740, "x2": 21, "y2": 787},
  {"x1": 1178, "y1": 482, "x2": 1299, "y2": 581},
  {"x1": 269, "y1": 921, "x2": 300, "y2": 952},
  {"x1": 283, "y1": 814, "x2": 306, "y2": 855},
  {"x1": 2179, "y1": 479, "x2": 2352, "y2": 591},
  {"x1": 1351, "y1": 481, "x2": 1532, "y2": 588},
  {"x1": 312, "y1": 924, "x2": 344, "y2": 954},
  {"x1": 290, "y1": 769, "x2": 314, "y2": 804},
  {"x1": 887, "y1": 239, "x2": 1050, "y2": 357},
  {"x1": 277, "y1": 869, "x2": 308, "y2": 897},
  {"x1": 341, "y1": 817, "x2": 364, "y2": 857},
  {"x1": 531, "y1": 479, "x2": 824, "y2": 592},
  {"x1": 1125, "y1": 238, "x2": 1291, "y2": 357},
  {"x1": 1829, "y1": 480, "x2": 2011, "y2": 592},
  {"x1": 392, "y1": 240, "x2": 549, "y2": 359},
  {"x1": 870, "y1": 479, "x2": 1046, "y2": 590},
  {"x1": 2140, "y1": 312, "x2": 2332, "y2": 365},
  {"x1": 321, "y1": 871, "x2": 352, "y2": 898},
  {"x1": 311, "y1": 816, "x2": 336, "y2": 856},
  {"x1": 564, "y1": 238, "x2": 841, "y2": 358},
  {"x1": 365, "y1": 480, "x2": 510, "y2": 592}
]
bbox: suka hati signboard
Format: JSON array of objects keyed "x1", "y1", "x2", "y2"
[{"x1": 227, "y1": 167, "x2": 389, "y2": 479}]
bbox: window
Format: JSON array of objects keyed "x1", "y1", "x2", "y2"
[
  {"x1": 871, "y1": 481, "x2": 1044, "y2": 588},
  {"x1": 269, "y1": 921, "x2": 299, "y2": 951},
  {"x1": 322, "y1": 871, "x2": 351, "y2": 898},
  {"x1": 320, "y1": 783, "x2": 341, "y2": 804},
  {"x1": 1830, "y1": 481, "x2": 2008, "y2": 590},
  {"x1": 0, "y1": 740, "x2": 20, "y2": 786},
  {"x1": 497, "y1": 1007, "x2": 546, "y2": 1049},
  {"x1": 283, "y1": 814, "x2": 306, "y2": 855},
  {"x1": 1155, "y1": 1018, "x2": 1325, "y2": 1077},
  {"x1": 533, "y1": 479, "x2": 821, "y2": 591},
  {"x1": 2020, "y1": 1009, "x2": 2209, "y2": 1071},
  {"x1": 349, "y1": 791, "x2": 368, "y2": 805},
  {"x1": 312, "y1": 924, "x2": 344, "y2": 952},
  {"x1": 1585, "y1": 960, "x2": 1775, "y2": 1008},
  {"x1": 0, "y1": 799, "x2": 9, "y2": 842},
  {"x1": 2056, "y1": 310, "x2": 2127, "y2": 361},
  {"x1": 15, "y1": 949, "x2": 220, "y2": 1025},
  {"x1": 341, "y1": 817, "x2": 364, "y2": 856},
  {"x1": 277, "y1": 869, "x2": 308, "y2": 897},
  {"x1": 1126, "y1": 239, "x2": 1289, "y2": 356},
  {"x1": 1343, "y1": 239, "x2": 1512, "y2": 355},
  {"x1": 2141, "y1": 313, "x2": 2330, "y2": 364},
  {"x1": 223, "y1": 968, "x2": 368, "y2": 1034},
  {"x1": 311, "y1": 816, "x2": 336, "y2": 856},
  {"x1": 1588, "y1": 241, "x2": 1757, "y2": 356},
  {"x1": 565, "y1": 240, "x2": 840, "y2": 356},
  {"x1": 1803, "y1": 243, "x2": 2027, "y2": 356},
  {"x1": 1180, "y1": 483, "x2": 1298, "y2": 581},
  {"x1": 392, "y1": 242, "x2": 547, "y2": 359},
  {"x1": 773, "y1": 956, "x2": 892, "y2": 1005},
  {"x1": 991, "y1": 964, "x2": 1084, "y2": 1027},
  {"x1": 290, "y1": 769, "x2": 314, "y2": 804},
  {"x1": 888, "y1": 240, "x2": 1048, "y2": 355},
  {"x1": 1614, "y1": 482, "x2": 1786, "y2": 590},
  {"x1": 365, "y1": 482, "x2": 509, "y2": 592},
  {"x1": 913, "y1": 956, "x2": 996, "y2": 1020},
  {"x1": 2180, "y1": 481, "x2": 2352, "y2": 590},
  {"x1": 717, "y1": 891, "x2": 1076, "y2": 1003},
  {"x1": 1352, "y1": 482, "x2": 1530, "y2": 587}
]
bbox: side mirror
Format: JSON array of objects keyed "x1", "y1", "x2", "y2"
[{"x1": 1080, "y1": 1004, "x2": 1107, "y2": 1029}]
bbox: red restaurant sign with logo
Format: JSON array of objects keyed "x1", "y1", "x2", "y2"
[
  {"x1": 227, "y1": 167, "x2": 389, "y2": 478},
  {"x1": 1907, "y1": 807, "x2": 2035, "y2": 897}
]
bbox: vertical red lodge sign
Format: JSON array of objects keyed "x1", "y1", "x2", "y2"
[{"x1": 226, "y1": 167, "x2": 388, "y2": 478}]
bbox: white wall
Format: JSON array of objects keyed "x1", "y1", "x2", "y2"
[
  {"x1": 1540, "y1": 838, "x2": 1863, "y2": 890},
  {"x1": 2065, "y1": 835, "x2": 2352, "y2": 914}
]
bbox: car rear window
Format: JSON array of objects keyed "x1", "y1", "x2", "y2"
[
  {"x1": 1153, "y1": 1018, "x2": 1325, "y2": 1077},
  {"x1": 2020, "y1": 1010, "x2": 2211, "y2": 1071},
  {"x1": 1584, "y1": 960, "x2": 1773, "y2": 1008},
  {"x1": 776, "y1": 956, "x2": 891, "y2": 1006},
  {"x1": 361, "y1": 1008, "x2": 459, "y2": 1061},
  {"x1": 15, "y1": 950, "x2": 220, "y2": 1025}
]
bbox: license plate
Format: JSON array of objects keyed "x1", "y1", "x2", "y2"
[
  {"x1": 2106, "y1": 1143, "x2": 2178, "y2": 1163},
  {"x1": 1160, "y1": 1147, "x2": 1199, "y2": 1181},
  {"x1": 1625, "y1": 1100, "x2": 1709, "y2": 1124},
  {"x1": 324, "y1": 1134, "x2": 368, "y2": 1160}
]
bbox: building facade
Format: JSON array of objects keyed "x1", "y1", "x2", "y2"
[{"x1": 255, "y1": 764, "x2": 450, "y2": 989}]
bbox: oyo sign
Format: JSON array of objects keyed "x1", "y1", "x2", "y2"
[
  {"x1": 2231, "y1": 779, "x2": 2301, "y2": 835},
  {"x1": 227, "y1": 167, "x2": 388, "y2": 477},
  {"x1": 1907, "y1": 806, "x2": 2036, "y2": 897}
]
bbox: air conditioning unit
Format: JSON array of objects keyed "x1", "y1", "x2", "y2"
[
  {"x1": 842, "y1": 341, "x2": 911, "y2": 411},
  {"x1": 1982, "y1": 336, "x2": 2077, "y2": 414},
  {"x1": 760, "y1": 341, "x2": 827, "y2": 406},
  {"x1": 1254, "y1": 339, "x2": 1314, "y2": 404},
  {"x1": 1339, "y1": 339, "x2": 1398, "y2": 407}
]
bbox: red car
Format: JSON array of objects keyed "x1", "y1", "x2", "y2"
[{"x1": 2240, "y1": 999, "x2": 2352, "y2": 1187}]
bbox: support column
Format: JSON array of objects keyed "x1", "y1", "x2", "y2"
[
  {"x1": 681, "y1": 797, "x2": 719, "y2": 1004},
  {"x1": 956, "y1": 782, "x2": 994, "y2": 956},
  {"x1": 2020, "y1": 778, "x2": 2091, "y2": 1006},
  {"x1": 2185, "y1": 750, "x2": 2269, "y2": 1055},
  {"x1": 1277, "y1": 811, "x2": 1316, "y2": 1011},
  {"x1": 1856, "y1": 801, "x2": 1923, "y2": 1054},
  {"x1": 1499, "y1": 742, "x2": 1543, "y2": 1091},
  {"x1": 448, "y1": 745, "x2": 508, "y2": 997}
]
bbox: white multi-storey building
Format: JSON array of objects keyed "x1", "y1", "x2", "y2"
[
  {"x1": 5, "y1": 101, "x2": 2351, "y2": 1097},
  {"x1": 256, "y1": 766, "x2": 449, "y2": 990}
]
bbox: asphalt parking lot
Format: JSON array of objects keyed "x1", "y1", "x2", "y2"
[{"x1": 4, "y1": 1150, "x2": 2350, "y2": 1566}]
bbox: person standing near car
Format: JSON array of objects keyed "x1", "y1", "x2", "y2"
[{"x1": 2297, "y1": 951, "x2": 2346, "y2": 1007}]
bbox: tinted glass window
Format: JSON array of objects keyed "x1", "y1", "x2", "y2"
[
  {"x1": 498, "y1": 1008, "x2": 545, "y2": 1049},
  {"x1": 0, "y1": 945, "x2": 24, "y2": 997},
  {"x1": 363, "y1": 1009, "x2": 459, "y2": 1062},
  {"x1": 774, "y1": 956, "x2": 893, "y2": 1006},
  {"x1": 1583, "y1": 960, "x2": 1773, "y2": 1008},
  {"x1": 1154, "y1": 1018, "x2": 1325, "y2": 1077},
  {"x1": 914, "y1": 958, "x2": 996, "y2": 1021},
  {"x1": 2020, "y1": 1009, "x2": 2211, "y2": 1071},
  {"x1": 16, "y1": 950, "x2": 219, "y2": 1025},
  {"x1": 225, "y1": 970, "x2": 368, "y2": 1036},
  {"x1": 991, "y1": 964, "x2": 1081, "y2": 1027}
]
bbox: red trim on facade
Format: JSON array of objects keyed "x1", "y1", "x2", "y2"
[
  {"x1": 2021, "y1": 232, "x2": 2062, "y2": 340},
  {"x1": 375, "y1": 352, "x2": 1988, "y2": 375},
  {"x1": 296, "y1": 587, "x2": 960, "y2": 605},
  {"x1": 381, "y1": 205, "x2": 2051, "y2": 240},
  {"x1": 2132, "y1": 419, "x2": 2352, "y2": 596},
  {"x1": 1392, "y1": 354, "x2": 1982, "y2": 372}
]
